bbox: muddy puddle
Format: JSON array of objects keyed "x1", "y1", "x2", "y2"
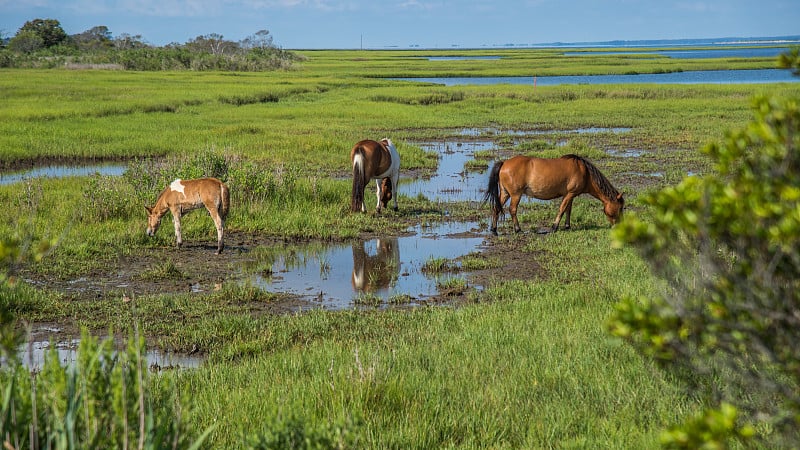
[
  {"x1": 14, "y1": 325, "x2": 204, "y2": 370},
  {"x1": 249, "y1": 221, "x2": 486, "y2": 308}
]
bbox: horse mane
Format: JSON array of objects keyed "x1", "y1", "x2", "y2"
[{"x1": 561, "y1": 154, "x2": 620, "y2": 201}]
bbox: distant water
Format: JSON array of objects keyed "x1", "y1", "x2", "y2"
[
  {"x1": 504, "y1": 35, "x2": 800, "y2": 50},
  {"x1": 564, "y1": 47, "x2": 790, "y2": 59},
  {"x1": 395, "y1": 35, "x2": 800, "y2": 51},
  {"x1": 393, "y1": 69, "x2": 798, "y2": 86}
]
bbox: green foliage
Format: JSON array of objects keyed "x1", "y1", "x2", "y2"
[
  {"x1": 0, "y1": 330, "x2": 209, "y2": 449},
  {"x1": 778, "y1": 46, "x2": 800, "y2": 76},
  {"x1": 660, "y1": 403, "x2": 755, "y2": 449},
  {"x1": 17, "y1": 18, "x2": 68, "y2": 48},
  {"x1": 2, "y1": 21, "x2": 298, "y2": 70},
  {"x1": 8, "y1": 30, "x2": 44, "y2": 53},
  {"x1": 610, "y1": 92, "x2": 800, "y2": 445},
  {"x1": 80, "y1": 175, "x2": 137, "y2": 222}
]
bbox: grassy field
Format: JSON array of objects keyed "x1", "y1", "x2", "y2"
[{"x1": 2, "y1": 48, "x2": 798, "y2": 447}]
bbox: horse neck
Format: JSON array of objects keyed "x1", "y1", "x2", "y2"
[
  {"x1": 152, "y1": 191, "x2": 173, "y2": 216},
  {"x1": 586, "y1": 171, "x2": 618, "y2": 206}
]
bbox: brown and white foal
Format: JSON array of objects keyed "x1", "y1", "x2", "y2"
[{"x1": 145, "y1": 177, "x2": 230, "y2": 254}]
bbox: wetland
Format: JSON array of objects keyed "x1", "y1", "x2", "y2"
[{"x1": 2, "y1": 47, "x2": 799, "y2": 447}]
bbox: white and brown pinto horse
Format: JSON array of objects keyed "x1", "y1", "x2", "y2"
[
  {"x1": 145, "y1": 177, "x2": 230, "y2": 254},
  {"x1": 350, "y1": 138, "x2": 400, "y2": 213}
]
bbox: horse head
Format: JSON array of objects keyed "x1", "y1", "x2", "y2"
[
  {"x1": 379, "y1": 177, "x2": 393, "y2": 208},
  {"x1": 604, "y1": 193, "x2": 625, "y2": 225},
  {"x1": 144, "y1": 205, "x2": 162, "y2": 236}
]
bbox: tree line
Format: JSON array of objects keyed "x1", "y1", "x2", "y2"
[{"x1": 0, "y1": 18, "x2": 301, "y2": 71}]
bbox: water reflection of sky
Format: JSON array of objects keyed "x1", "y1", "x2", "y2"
[
  {"x1": 563, "y1": 47, "x2": 791, "y2": 59},
  {"x1": 251, "y1": 222, "x2": 485, "y2": 308},
  {"x1": 14, "y1": 336, "x2": 204, "y2": 370},
  {"x1": 0, "y1": 164, "x2": 127, "y2": 185},
  {"x1": 392, "y1": 69, "x2": 799, "y2": 86},
  {"x1": 401, "y1": 140, "x2": 495, "y2": 203}
]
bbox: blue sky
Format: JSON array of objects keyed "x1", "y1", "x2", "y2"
[{"x1": 1, "y1": 0, "x2": 798, "y2": 49}]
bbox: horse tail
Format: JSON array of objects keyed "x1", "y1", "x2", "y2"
[
  {"x1": 484, "y1": 160, "x2": 504, "y2": 216},
  {"x1": 219, "y1": 182, "x2": 230, "y2": 220},
  {"x1": 351, "y1": 148, "x2": 366, "y2": 212}
]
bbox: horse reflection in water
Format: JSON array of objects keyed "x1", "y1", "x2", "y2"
[{"x1": 351, "y1": 238, "x2": 400, "y2": 293}]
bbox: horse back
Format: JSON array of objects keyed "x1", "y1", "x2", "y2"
[
  {"x1": 501, "y1": 155, "x2": 589, "y2": 198},
  {"x1": 351, "y1": 140, "x2": 394, "y2": 176},
  {"x1": 161, "y1": 178, "x2": 228, "y2": 211}
]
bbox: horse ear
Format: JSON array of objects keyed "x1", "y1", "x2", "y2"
[
  {"x1": 144, "y1": 205, "x2": 152, "y2": 214},
  {"x1": 616, "y1": 193, "x2": 623, "y2": 201}
]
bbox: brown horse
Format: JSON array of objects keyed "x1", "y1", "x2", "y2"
[
  {"x1": 145, "y1": 177, "x2": 230, "y2": 254},
  {"x1": 484, "y1": 154, "x2": 623, "y2": 235},
  {"x1": 350, "y1": 138, "x2": 400, "y2": 213}
]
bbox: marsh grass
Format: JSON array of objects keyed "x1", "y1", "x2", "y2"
[
  {"x1": 2, "y1": 50, "x2": 798, "y2": 447},
  {"x1": 460, "y1": 252, "x2": 502, "y2": 271},
  {"x1": 387, "y1": 293, "x2": 414, "y2": 305},
  {"x1": 435, "y1": 276, "x2": 469, "y2": 294},
  {"x1": 353, "y1": 293, "x2": 382, "y2": 307},
  {"x1": 136, "y1": 259, "x2": 184, "y2": 281}
]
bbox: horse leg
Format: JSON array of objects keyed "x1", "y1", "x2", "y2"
[
  {"x1": 170, "y1": 207, "x2": 183, "y2": 248},
  {"x1": 509, "y1": 193, "x2": 523, "y2": 233},
  {"x1": 205, "y1": 206, "x2": 225, "y2": 254},
  {"x1": 563, "y1": 197, "x2": 574, "y2": 230},
  {"x1": 391, "y1": 173, "x2": 399, "y2": 211},
  {"x1": 491, "y1": 188, "x2": 510, "y2": 235},
  {"x1": 553, "y1": 194, "x2": 577, "y2": 231},
  {"x1": 374, "y1": 179, "x2": 383, "y2": 214}
]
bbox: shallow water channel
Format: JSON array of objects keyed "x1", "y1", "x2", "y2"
[{"x1": 0, "y1": 163, "x2": 127, "y2": 185}]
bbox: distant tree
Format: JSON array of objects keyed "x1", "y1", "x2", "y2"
[
  {"x1": 17, "y1": 18, "x2": 68, "y2": 48},
  {"x1": 242, "y1": 29, "x2": 275, "y2": 51},
  {"x1": 73, "y1": 25, "x2": 113, "y2": 51},
  {"x1": 113, "y1": 33, "x2": 147, "y2": 50},
  {"x1": 185, "y1": 33, "x2": 238, "y2": 55},
  {"x1": 8, "y1": 30, "x2": 44, "y2": 53},
  {"x1": 609, "y1": 49, "x2": 800, "y2": 448}
]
